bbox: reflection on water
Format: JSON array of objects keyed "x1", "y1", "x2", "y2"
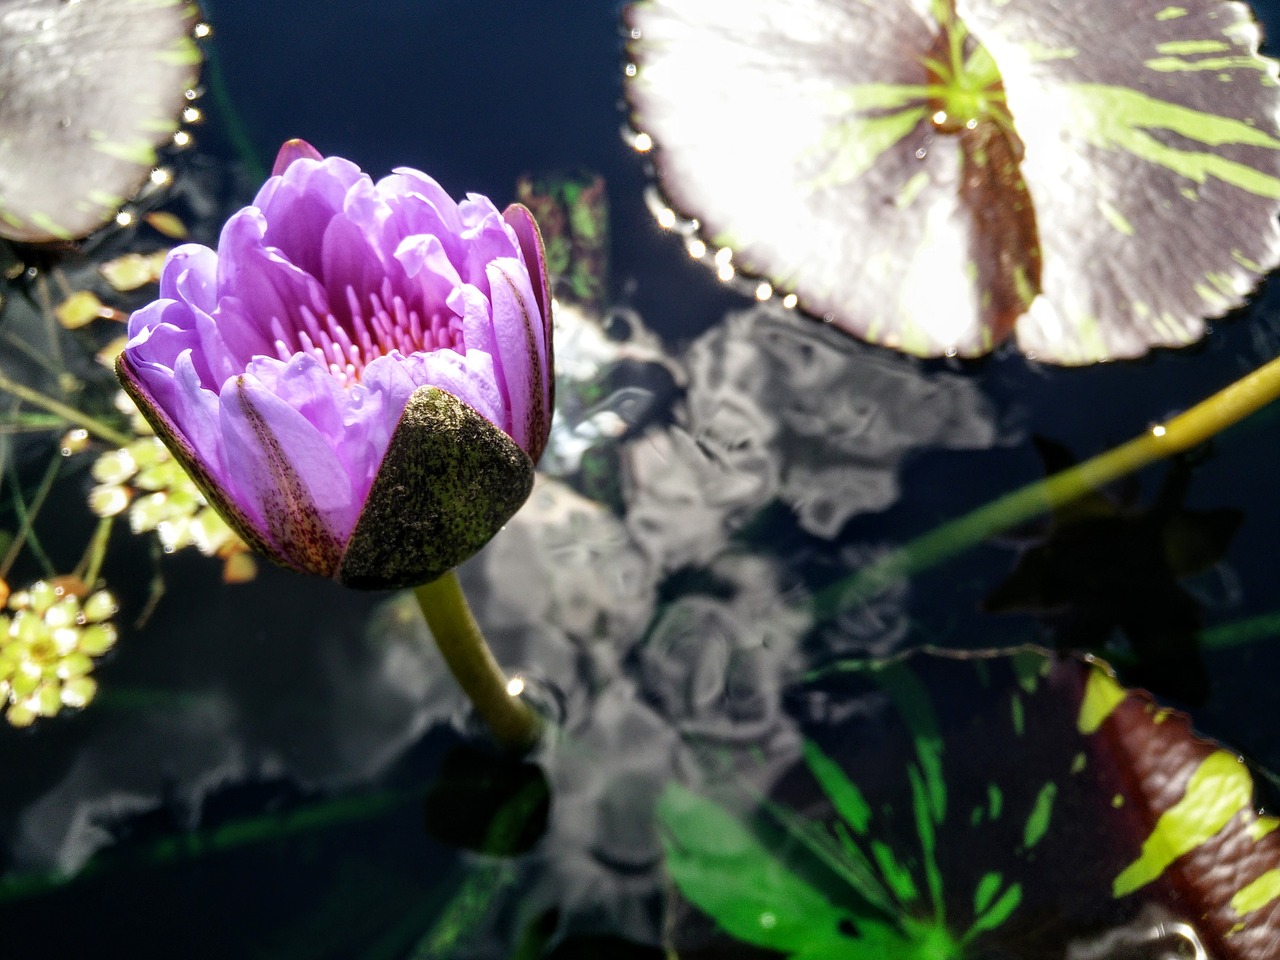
[
  {"x1": 1065, "y1": 905, "x2": 1208, "y2": 960},
  {"x1": 623, "y1": 302, "x2": 1006, "y2": 578},
  {"x1": 7, "y1": 575, "x2": 434, "y2": 874},
  {"x1": 681, "y1": 306, "x2": 1004, "y2": 538}
]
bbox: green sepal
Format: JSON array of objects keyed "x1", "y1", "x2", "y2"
[{"x1": 337, "y1": 386, "x2": 535, "y2": 590}]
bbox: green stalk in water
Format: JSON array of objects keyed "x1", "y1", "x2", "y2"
[
  {"x1": 413, "y1": 570, "x2": 542, "y2": 754},
  {"x1": 0, "y1": 365, "x2": 132, "y2": 448},
  {"x1": 818, "y1": 351, "x2": 1280, "y2": 617}
]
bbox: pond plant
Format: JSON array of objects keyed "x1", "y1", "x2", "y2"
[
  {"x1": 3, "y1": 0, "x2": 1280, "y2": 957},
  {"x1": 661, "y1": 648, "x2": 1280, "y2": 959},
  {"x1": 117, "y1": 139, "x2": 554, "y2": 751}
]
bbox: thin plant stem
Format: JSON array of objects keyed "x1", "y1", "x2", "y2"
[
  {"x1": 203, "y1": 43, "x2": 268, "y2": 183},
  {"x1": 817, "y1": 351, "x2": 1280, "y2": 618},
  {"x1": 1201, "y1": 611, "x2": 1280, "y2": 652},
  {"x1": 413, "y1": 569, "x2": 541, "y2": 753},
  {"x1": 32, "y1": 273, "x2": 67, "y2": 381},
  {"x1": 1, "y1": 453, "x2": 62, "y2": 580},
  {"x1": 134, "y1": 538, "x2": 166, "y2": 629},
  {"x1": 0, "y1": 331, "x2": 63, "y2": 382},
  {"x1": 75, "y1": 516, "x2": 115, "y2": 588},
  {"x1": 0, "y1": 366, "x2": 131, "y2": 447}
]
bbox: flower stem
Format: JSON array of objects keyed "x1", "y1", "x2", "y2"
[
  {"x1": 815, "y1": 350, "x2": 1280, "y2": 618},
  {"x1": 413, "y1": 569, "x2": 542, "y2": 753}
]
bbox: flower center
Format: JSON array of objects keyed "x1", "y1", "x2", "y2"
[{"x1": 273, "y1": 278, "x2": 464, "y2": 385}]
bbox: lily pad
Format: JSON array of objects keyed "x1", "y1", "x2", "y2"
[
  {"x1": 624, "y1": 0, "x2": 1280, "y2": 363},
  {"x1": 660, "y1": 648, "x2": 1280, "y2": 957},
  {"x1": 0, "y1": 0, "x2": 201, "y2": 243}
]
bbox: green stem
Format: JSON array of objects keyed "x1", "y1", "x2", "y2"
[
  {"x1": 817, "y1": 351, "x2": 1280, "y2": 617},
  {"x1": 0, "y1": 367, "x2": 131, "y2": 447},
  {"x1": 76, "y1": 515, "x2": 115, "y2": 588},
  {"x1": 0, "y1": 452, "x2": 62, "y2": 580},
  {"x1": 1201, "y1": 612, "x2": 1280, "y2": 652},
  {"x1": 202, "y1": 42, "x2": 268, "y2": 183},
  {"x1": 413, "y1": 570, "x2": 542, "y2": 753}
]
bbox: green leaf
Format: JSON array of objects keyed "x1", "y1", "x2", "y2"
[
  {"x1": 658, "y1": 783, "x2": 851, "y2": 953},
  {"x1": 803, "y1": 740, "x2": 872, "y2": 834}
]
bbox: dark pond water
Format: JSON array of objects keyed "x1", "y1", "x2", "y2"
[{"x1": 4, "y1": 1, "x2": 1280, "y2": 957}]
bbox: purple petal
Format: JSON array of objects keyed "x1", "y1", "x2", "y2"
[
  {"x1": 118, "y1": 350, "x2": 287, "y2": 568},
  {"x1": 157, "y1": 243, "x2": 218, "y2": 312},
  {"x1": 378, "y1": 172, "x2": 520, "y2": 292},
  {"x1": 502, "y1": 203, "x2": 552, "y2": 338},
  {"x1": 485, "y1": 257, "x2": 548, "y2": 458},
  {"x1": 257, "y1": 154, "x2": 367, "y2": 280},
  {"x1": 502, "y1": 202, "x2": 553, "y2": 447},
  {"x1": 454, "y1": 201, "x2": 525, "y2": 292},
  {"x1": 455, "y1": 282, "x2": 507, "y2": 403},
  {"x1": 215, "y1": 208, "x2": 331, "y2": 364},
  {"x1": 321, "y1": 192, "x2": 400, "y2": 314},
  {"x1": 244, "y1": 353, "x2": 392, "y2": 503},
  {"x1": 364, "y1": 348, "x2": 507, "y2": 437},
  {"x1": 393, "y1": 232, "x2": 465, "y2": 321},
  {"x1": 271, "y1": 138, "x2": 324, "y2": 176},
  {"x1": 381, "y1": 168, "x2": 463, "y2": 233},
  {"x1": 218, "y1": 372, "x2": 355, "y2": 574}
]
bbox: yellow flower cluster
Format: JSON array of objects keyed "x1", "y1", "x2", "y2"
[
  {"x1": 90, "y1": 436, "x2": 241, "y2": 555},
  {"x1": 0, "y1": 580, "x2": 118, "y2": 727}
]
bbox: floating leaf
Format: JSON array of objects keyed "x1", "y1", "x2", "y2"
[
  {"x1": 625, "y1": 0, "x2": 1280, "y2": 363},
  {"x1": 0, "y1": 0, "x2": 201, "y2": 243},
  {"x1": 660, "y1": 649, "x2": 1280, "y2": 957},
  {"x1": 54, "y1": 289, "x2": 108, "y2": 329},
  {"x1": 96, "y1": 334, "x2": 131, "y2": 368},
  {"x1": 99, "y1": 249, "x2": 168, "y2": 290},
  {"x1": 143, "y1": 209, "x2": 187, "y2": 239}
]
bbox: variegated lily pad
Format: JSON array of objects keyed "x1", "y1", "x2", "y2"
[
  {"x1": 0, "y1": 0, "x2": 201, "y2": 243},
  {"x1": 660, "y1": 648, "x2": 1280, "y2": 957},
  {"x1": 625, "y1": 0, "x2": 1280, "y2": 363}
]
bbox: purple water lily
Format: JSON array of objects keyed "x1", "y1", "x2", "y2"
[{"x1": 118, "y1": 139, "x2": 553, "y2": 589}]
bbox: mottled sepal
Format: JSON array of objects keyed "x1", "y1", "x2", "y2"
[
  {"x1": 115, "y1": 353, "x2": 291, "y2": 571},
  {"x1": 337, "y1": 386, "x2": 535, "y2": 590}
]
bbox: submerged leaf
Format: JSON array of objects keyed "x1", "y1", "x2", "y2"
[
  {"x1": 661, "y1": 649, "x2": 1280, "y2": 958},
  {"x1": 625, "y1": 0, "x2": 1280, "y2": 363},
  {"x1": 0, "y1": 0, "x2": 201, "y2": 243}
]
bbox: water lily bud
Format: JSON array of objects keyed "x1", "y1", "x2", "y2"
[{"x1": 117, "y1": 139, "x2": 553, "y2": 589}]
